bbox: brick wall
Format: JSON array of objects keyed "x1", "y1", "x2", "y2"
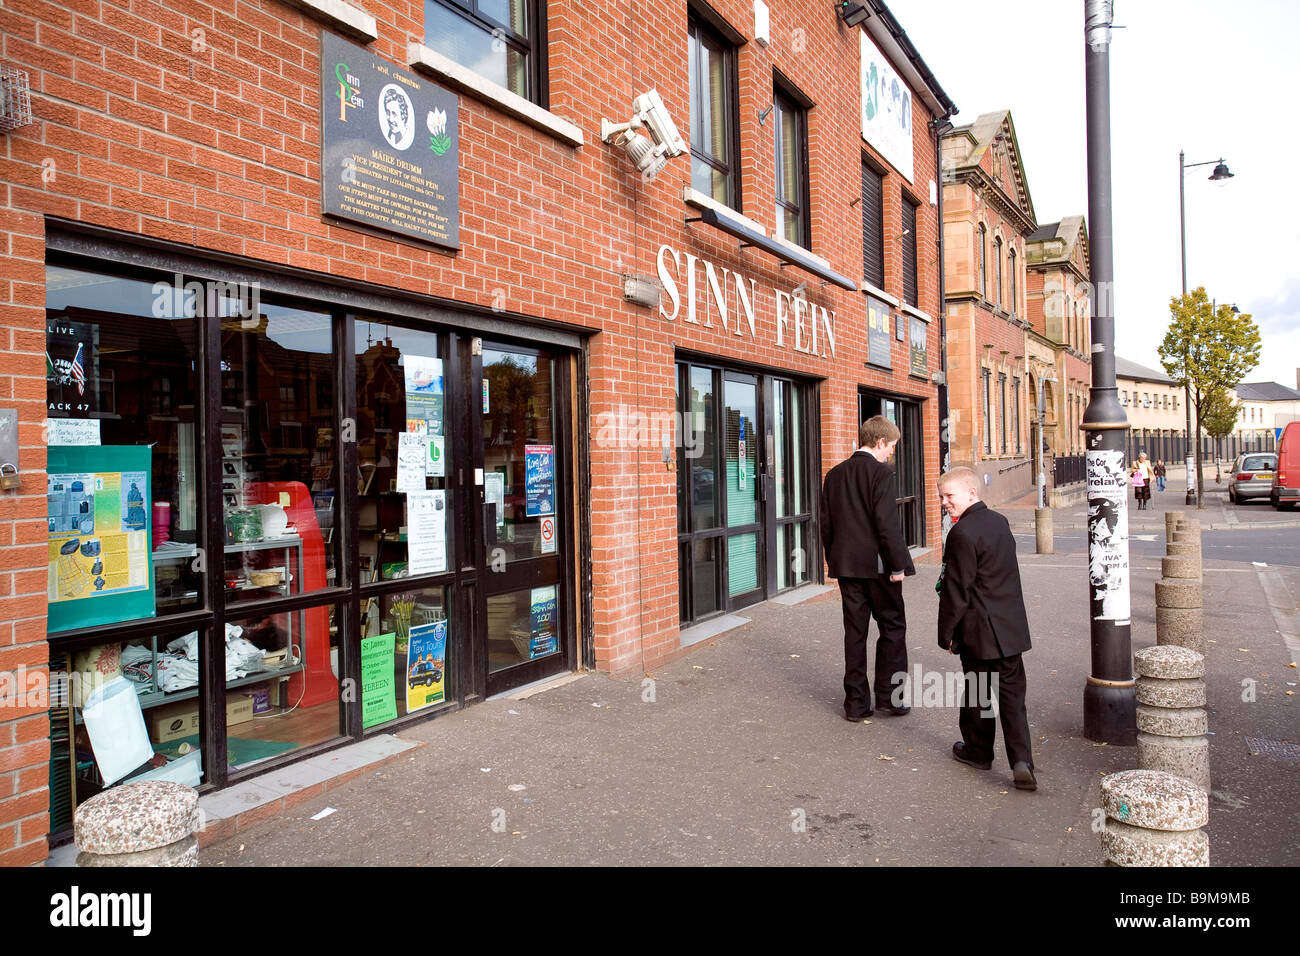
[{"x1": 0, "y1": 0, "x2": 951, "y2": 852}]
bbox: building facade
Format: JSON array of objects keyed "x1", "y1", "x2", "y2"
[
  {"x1": 940, "y1": 110, "x2": 1038, "y2": 505},
  {"x1": 1025, "y1": 216, "x2": 1091, "y2": 466},
  {"x1": 0, "y1": 0, "x2": 954, "y2": 859}
]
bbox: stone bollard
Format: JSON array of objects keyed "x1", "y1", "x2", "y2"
[
  {"x1": 1171, "y1": 529, "x2": 1201, "y2": 553},
  {"x1": 74, "y1": 781, "x2": 200, "y2": 867},
  {"x1": 1134, "y1": 645, "x2": 1210, "y2": 793},
  {"x1": 1157, "y1": 521, "x2": 1204, "y2": 652},
  {"x1": 1164, "y1": 510, "x2": 1180, "y2": 542},
  {"x1": 1099, "y1": 769, "x2": 1209, "y2": 866},
  {"x1": 1176, "y1": 516, "x2": 1201, "y2": 534},
  {"x1": 1035, "y1": 507, "x2": 1053, "y2": 554}
]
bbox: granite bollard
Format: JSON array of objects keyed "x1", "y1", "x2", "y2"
[
  {"x1": 1099, "y1": 769, "x2": 1210, "y2": 866},
  {"x1": 74, "y1": 780, "x2": 200, "y2": 867},
  {"x1": 1133, "y1": 646, "x2": 1210, "y2": 793}
]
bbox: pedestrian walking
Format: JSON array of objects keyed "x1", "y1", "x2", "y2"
[
  {"x1": 821, "y1": 415, "x2": 915, "y2": 721},
  {"x1": 936, "y1": 467, "x2": 1036, "y2": 791},
  {"x1": 1131, "y1": 452, "x2": 1153, "y2": 510},
  {"x1": 1154, "y1": 458, "x2": 1167, "y2": 492}
]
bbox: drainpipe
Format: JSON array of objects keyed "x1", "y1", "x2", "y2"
[{"x1": 931, "y1": 115, "x2": 955, "y2": 541}]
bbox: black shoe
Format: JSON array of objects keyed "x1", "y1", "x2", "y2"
[
  {"x1": 1013, "y1": 762, "x2": 1038, "y2": 791},
  {"x1": 844, "y1": 709, "x2": 873, "y2": 722},
  {"x1": 874, "y1": 701, "x2": 911, "y2": 717},
  {"x1": 951, "y1": 742, "x2": 992, "y2": 770}
]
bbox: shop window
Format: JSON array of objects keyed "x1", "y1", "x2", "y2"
[
  {"x1": 45, "y1": 266, "x2": 204, "y2": 625},
  {"x1": 902, "y1": 197, "x2": 918, "y2": 307},
  {"x1": 861, "y1": 162, "x2": 884, "y2": 289},
  {"x1": 774, "y1": 85, "x2": 809, "y2": 248},
  {"x1": 355, "y1": 320, "x2": 453, "y2": 582},
  {"x1": 688, "y1": 15, "x2": 739, "y2": 208},
  {"x1": 222, "y1": 304, "x2": 338, "y2": 602},
  {"x1": 424, "y1": 0, "x2": 541, "y2": 102}
]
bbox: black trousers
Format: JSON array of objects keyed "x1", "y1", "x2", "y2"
[
  {"x1": 839, "y1": 576, "x2": 907, "y2": 716},
  {"x1": 957, "y1": 651, "x2": 1033, "y2": 769}
]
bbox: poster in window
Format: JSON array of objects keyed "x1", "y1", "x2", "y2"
[
  {"x1": 319, "y1": 32, "x2": 460, "y2": 249},
  {"x1": 47, "y1": 445, "x2": 155, "y2": 633},
  {"x1": 737, "y1": 415, "x2": 747, "y2": 491},
  {"x1": 406, "y1": 490, "x2": 447, "y2": 576},
  {"x1": 361, "y1": 632, "x2": 398, "y2": 728},
  {"x1": 403, "y1": 355, "x2": 444, "y2": 435},
  {"x1": 866, "y1": 297, "x2": 891, "y2": 369},
  {"x1": 529, "y1": 586, "x2": 557, "y2": 659},
  {"x1": 525, "y1": 444, "x2": 554, "y2": 516},
  {"x1": 405, "y1": 618, "x2": 447, "y2": 712},
  {"x1": 46, "y1": 320, "x2": 97, "y2": 417},
  {"x1": 485, "y1": 471, "x2": 505, "y2": 527},
  {"x1": 909, "y1": 315, "x2": 928, "y2": 377}
]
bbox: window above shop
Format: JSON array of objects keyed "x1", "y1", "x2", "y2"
[
  {"x1": 773, "y1": 84, "x2": 809, "y2": 249},
  {"x1": 688, "y1": 14, "x2": 740, "y2": 210},
  {"x1": 423, "y1": 0, "x2": 542, "y2": 104}
]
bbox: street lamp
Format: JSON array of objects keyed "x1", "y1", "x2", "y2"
[{"x1": 1179, "y1": 149, "x2": 1235, "y2": 505}]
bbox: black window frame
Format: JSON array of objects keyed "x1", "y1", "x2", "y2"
[
  {"x1": 993, "y1": 236, "x2": 1003, "y2": 309},
  {"x1": 901, "y1": 195, "x2": 918, "y2": 308},
  {"x1": 1013, "y1": 375, "x2": 1021, "y2": 454},
  {"x1": 861, "y1": 160, "x2": 885, "y2": 290},
  {"x1": 982, "y1": 367, "x2": 992, "y2": 455},
  {"x1": 773, "y1": 79, "x2": 811, "y2": 249},
  {"x1": 1008, "y1": 246, "x2": 1017, "y2": 315},
  {"x1": 999, "y1": 372, "x2": 1008, "y2": 455},
  {"x1": 425, "y1": 0, "x2": 547, "y2": 106},
  {"x1": 688, "y1": 12, "x2": 742, "y2": 211},
  {"x1": 977, "y1": 223, "x2": 987, "y2": 299}
]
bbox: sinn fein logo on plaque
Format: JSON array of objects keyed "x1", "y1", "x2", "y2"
[{"x1": 320, "y1": 32, "x2": 460, "y2": 249}]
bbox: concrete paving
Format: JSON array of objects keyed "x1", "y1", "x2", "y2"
[{"x1": 199, "y1": 488, "x2": 1299, "y2": 867}]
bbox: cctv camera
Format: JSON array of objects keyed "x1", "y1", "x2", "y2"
[
  {"x1": 633, "y1": 90, "x2": 687, "y2": 158},
  {"x1": 613, "y1": 128, "x2": 668, "y2": 179}
]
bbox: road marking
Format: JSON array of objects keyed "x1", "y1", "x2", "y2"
[{"x1": 1258, "y1": 569, "x2": 1300, "y2": 666}]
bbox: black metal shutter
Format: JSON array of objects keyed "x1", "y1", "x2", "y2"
[
  {"x1": 861, "y1": 163, "x2": 884, "y2": 289},
  {"x1": 902, "y1": 198, "x2": 918, "y2": 306}
]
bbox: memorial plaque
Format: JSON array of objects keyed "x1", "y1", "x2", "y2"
[
  {"x1": 320, "y1": 33, "x2": 459, "y2": 249},
  {"x1": 866, "y1": 296, "x2": 891, "y2": 369}
]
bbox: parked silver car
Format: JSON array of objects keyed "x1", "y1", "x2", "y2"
[{"x1": 1227, "y1": 452, "x2": 1278, "y2": 504}]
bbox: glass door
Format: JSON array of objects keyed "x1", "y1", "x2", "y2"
[
  {"x1": 723, "y1": 373, "x2": 764, "y2": 607},
  {"x1": 479, "y1": 341, "x2": 571, "y2": 696},
  {"x1": 858, "y1": 391, "x2": 924, "y2": 547}
]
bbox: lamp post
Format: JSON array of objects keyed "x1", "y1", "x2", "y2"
[
  {"x1": 1082, "y1": 0, "x2": 1134, "y2": 743},
  {"x1": 1179, "y1": 149, "x2": 1234, "y2": 505}
]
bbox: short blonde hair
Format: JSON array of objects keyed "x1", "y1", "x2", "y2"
[
  {"x1": 938, "y1": 466, "x2": 981, "y2": 496},
  {"x1": 859, "y1": 415, "x2": 900, "y2": 448}
]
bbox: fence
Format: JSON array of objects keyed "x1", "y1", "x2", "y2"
[
  {"x1": 1053, "y1": 454, "x2": 1086, "y2": 486},
  {"x1": 1125, "y1": 431, "x2": 1275, "y2": 466}
]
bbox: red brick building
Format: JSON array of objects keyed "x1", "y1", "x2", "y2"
[{"x1": 0, "y1": 0, "x2": 954, "y2": 858}]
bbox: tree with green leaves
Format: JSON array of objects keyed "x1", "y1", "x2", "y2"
[
  {"x1": 1200, "y1": 385, "x2": 1240, "y2": 483},
  {"x1": 1158, "y1": 287, "x2": 1261, "y2": 507}
]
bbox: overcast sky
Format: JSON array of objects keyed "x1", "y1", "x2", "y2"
[{"x1": 901, "y1": 0, "x2": 1299, "y2": 390}]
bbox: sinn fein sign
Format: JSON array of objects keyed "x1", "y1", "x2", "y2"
[{"x1": 320, "y1": 33, "x2": 460, "y2": 249}]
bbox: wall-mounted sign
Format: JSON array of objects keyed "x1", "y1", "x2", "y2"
[
  {"x1": 866, "y1": 297, "x2": 891, "y2": 369},
  {"x1": 320, "y1": 33, "x2": 459, "y2": 249},
  {"x1": 656, "y1": 246, "x2": 836, "y2": 359},
  {"x1": 909, "y1": 315, "x2": 928, "y2": 377},
  {"x1": 861, "y1": 31, "x2": 913, "y2": 183}
]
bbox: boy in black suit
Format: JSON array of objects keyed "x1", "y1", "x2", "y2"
[
  {"x1": 821, "y1": 416, "x2": 915, "y2": 721},
  {"x1": 936, "y1": 467, "x2": 1037, "y2": 791}
]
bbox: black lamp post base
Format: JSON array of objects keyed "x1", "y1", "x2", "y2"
[{"x1": 1084, "y1": 680, "x2": 1138, "y2": 744}]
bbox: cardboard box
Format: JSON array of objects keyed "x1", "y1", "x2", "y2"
[{"x1": 149, "y1": 693, "x2": 256, "y2": 743}]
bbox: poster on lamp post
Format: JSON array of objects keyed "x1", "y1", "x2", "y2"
[{"x1": 1086, "y1": 449, "x2": 1130, "y2": 624}]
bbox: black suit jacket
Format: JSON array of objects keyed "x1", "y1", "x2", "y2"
[
  {"x1": 820, "y1": 451, "x2": 914, "y2": 580},
  {"x1": 937, "y1": 501, "x2": 1032, "y2": 659}
]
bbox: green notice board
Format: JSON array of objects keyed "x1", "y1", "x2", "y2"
[
  {"x1": 361, "y1": 632, "x2": 398, "y2": 728},
  {"x1": 47, "y1": 445, "x2": 155, "y2": 633}
]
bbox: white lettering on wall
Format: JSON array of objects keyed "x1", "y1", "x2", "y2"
[{"x1": 654, "y1": 244, "x2": 836, "y2": 358}]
